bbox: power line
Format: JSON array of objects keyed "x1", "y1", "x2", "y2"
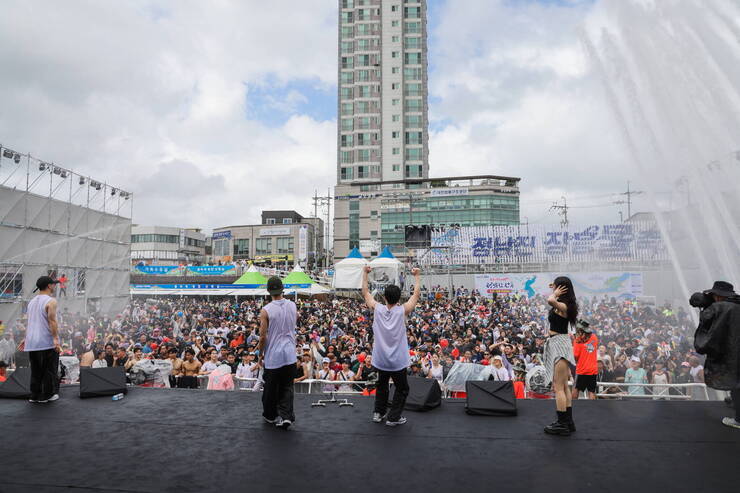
[{"x1": 549, "y1": 196, "x2": 569, "y2": 228}]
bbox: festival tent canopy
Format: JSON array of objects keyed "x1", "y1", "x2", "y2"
[
  {"x1": 368, "y1": 246, "x2": 403, "y2": 285},
  {"x1": 282, "y1": 264, "x2": 315, "y2": 287},
  {"x1": 332, "y1": 248, "x2": 369, "y2": 289},
  {"x1": 232, "y1": 264, "x2": 268, "y2": 287}
]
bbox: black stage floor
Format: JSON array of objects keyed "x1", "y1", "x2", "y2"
[{"x1": 0, "y1": 387, "x2": 738, "y2": 493}]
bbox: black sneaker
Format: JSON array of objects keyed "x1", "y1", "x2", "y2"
[
  {"x1": 544, "y1": 421, "x2": 571, "y2": 436},
  {"x1": 263, "y1": 416, "x2": 278, "y2": 425},
  {"x1": 385, "y1": 417, "x2": 407, "y2": 427}
]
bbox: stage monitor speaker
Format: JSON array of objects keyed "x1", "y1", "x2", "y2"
[
  {"x1": 79, "y1": 367, "x2": 127, "y2": 398},
  {"x1": 465, "y1": 381, "x2": 517, "y2": 416},
  {"x1": 392, "y1": 376, "x2": 442, "y2": 412},
  {"x1": 0, "y1": 368, "x2": 32, "y2": 399}
]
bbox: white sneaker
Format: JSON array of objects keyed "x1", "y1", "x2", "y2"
[
  {"x1": 46, "y1": 394, "x2": 59, "y2": 402},
  {"x1": 385, "y1": 417, "x2": 407, "y2": 427},
  {"x1": 372, "y1": 412, "x2": 385, "y2": 423},
  {"x1": 28, "y1": 398, "x2": 38, "y2": 403},
  {"x1": 722, "y1": 417, "x2": 740, "y2": 429},
  {"x1": 275, "y1": 417, "x2": 292, "y2": 429}
]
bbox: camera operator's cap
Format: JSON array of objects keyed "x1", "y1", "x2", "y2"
[
  {"x1": 704, "y1": 281, "x2": 736, "y2": 297},
  {"x1": 33, "y1": 275, "x2": 59, "y2": 292},
  {"x1": 267, "y1": 276, "x2": 283, "y2": 295}
]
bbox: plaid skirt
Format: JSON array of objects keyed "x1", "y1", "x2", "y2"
[{"x1": 542, "y1": 334, "x2": 576, "y2": 387}]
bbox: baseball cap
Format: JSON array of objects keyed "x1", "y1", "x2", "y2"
[
  {"x1": 322, "y1": 357, "x2": 330, "y2": 363},
  {"x1": 267, "y1": 276, "x2": 283, "y2": 296},
  {"x1": 681, "y1": 361, "x2": 690, "y2": 367},
  {"x1": 302, "y1": 344, "x2": 310, "y2": 350},
  {"x1": 33, "y1": 275, "x2": 59, "y2": 293},
  {"x1": 630, "y1": 356, "x2": 640, "y2": 363}
]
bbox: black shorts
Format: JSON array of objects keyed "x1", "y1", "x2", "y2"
[{"x1": 575, "y1": 374, "x2": 597, "y2": 392}]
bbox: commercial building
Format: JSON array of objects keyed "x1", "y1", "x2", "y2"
[
  {"x1": 212, "y1": 211, "x2": 324, "y2": 267},
  {"x1": 332, "y1": 1, "x2": 522, "y2": 262},
  {"x1": 337, "y1": 0, "x2": 429, "y2": 185},
  {"x1": 334, "y1": 175, "x2": 520, "y2": 259},
  {"x1": 130, "y1": 226, "x2": 206, "y2": 265}
]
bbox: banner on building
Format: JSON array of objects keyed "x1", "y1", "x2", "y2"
[
  {"x1": 259, "y1": 227, "x2": 291, "y2": 236},
  {"x1": 212, "y1": 230, "x2": 232, "y2": 240},
  {"x1": 298, "y1": 225, "x2": 308, "y2": 262},
  {"x1": 418, "y1": 222, "x2": 666, "y2": 265},
  {"x1": 359, "y1": 239, "x2": 381, "y2": 254},
  {"x1": 474, "y1": 272, "x2": 644, "y2": 299}
]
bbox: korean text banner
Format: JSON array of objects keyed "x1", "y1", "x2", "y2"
[
  {"x1": 135, "y1": 265, "x2": 183, "y2": 275},
  {"x1": 474, "y1": 272, "x2": 644, "y2": 299},
  {"x1": 418, "y1": 222, "x2": 666, "y2": 265},
  {"x1": 186, "y1": 266, "x2": 237, "y2": 276}
]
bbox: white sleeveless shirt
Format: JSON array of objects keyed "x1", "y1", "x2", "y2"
[
  {"x1": 371, "y1": 304, "x2": 410, "y2": 372},
  {"x1": 262, "y1": 299, "x2": 297, "y2": 370},
  {"x1": 25, "y1": 294, "x2": 54, "y2": 351}
]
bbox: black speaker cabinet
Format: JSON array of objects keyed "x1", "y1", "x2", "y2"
[
  {"x1": 79, "y1": 367, "x2": 127, "y2": 398},
  {"x1": 465, "y1": 380, "x2": 517, "y2": 416},
  {"x1": 0, "y1": 368, "x2": 32, "y2": 399},
  {"x1": 391, "y1": 376, "x2": 442, "y2": 412}
]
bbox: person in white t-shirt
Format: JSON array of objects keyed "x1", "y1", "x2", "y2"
[
  {"x1": 92, "y1": 349, "x2": 108, "y2": 369},
  {"x1": 199, "y1": 349, "x2": 220, "y2": 375},
  {"x1": 362, "y1": 265, "x2": 421, "y2": 427}
]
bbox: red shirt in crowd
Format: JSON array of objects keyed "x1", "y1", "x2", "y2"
[
  {"x1": 573, "y1": 333, "x2": 599, "y2": 375},
  {"x1": 513, "y1": 380, "x2": 525, "y2": 399}
]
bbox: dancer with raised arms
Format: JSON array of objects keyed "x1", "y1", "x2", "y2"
[{"x1": 362, "y1": 265, "x2": 421, "y2": 427}]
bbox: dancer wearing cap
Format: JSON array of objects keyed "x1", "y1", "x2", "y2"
[
  {"x1": 572, "y1": 320, "x2": 599, "y2": 400},
  {"x1": 258, "y1": 276, "x2": 298, "y2": 429},
  {"x1": 362, "y1": 265, "x2": 421, "y2": 427},
  {"x1": 20, "y1": 276, "x2": 62, "y2": 403}
]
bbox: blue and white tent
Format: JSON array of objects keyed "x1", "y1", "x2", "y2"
[
  {"x1": 332, "y1": 248, "x2": 369, "y2": 289},
  {"x1": 368, "y1": 246, "x2": 403, "y2": 286}
]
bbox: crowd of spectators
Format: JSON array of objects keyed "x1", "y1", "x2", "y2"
[{"x1": 0, "y1": 290, "x2": 705, "y2": 397}]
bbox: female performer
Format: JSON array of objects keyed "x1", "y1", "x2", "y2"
[{"x1": 543, "y1": 276, "x2": 578, "y2": 436}]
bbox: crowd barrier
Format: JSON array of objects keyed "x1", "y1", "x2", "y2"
[{"x1": 595, "y1": 382, "x2": 711, "y2": 400}]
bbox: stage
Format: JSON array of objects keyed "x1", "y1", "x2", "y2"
[{"x1": 0, "y1": 387, "x2": 738, "y2": 493}]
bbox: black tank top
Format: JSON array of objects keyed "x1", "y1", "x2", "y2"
[{"x1": 548, "y1": 308, "x2": 569, "y2": 334}]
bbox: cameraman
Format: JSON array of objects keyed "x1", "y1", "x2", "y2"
[{"x1": 691, "y1": 281, "x2": 740, "y2": 429}]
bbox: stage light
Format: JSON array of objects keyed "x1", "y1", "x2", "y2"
[
  {"x1": 53, "y1": 167, "x2": 61, "y2": 175},
  {"x1": 39, "y1": 163, "x2": 46, "y2": 171},
  {"x1": 2, "y1": 149, "x2": 14, "y2": 159},
  {"x1": 13, "y1": 153, "x2": 20, "y2": 164},
  {"x1": 111, "y1": 188, "x2": 117, "y2": 196},
  {"x1": 79, "y1": 177, "x2": 85, "y2": 185},
  {"x1": 60, "y1": 170, "x2": 67, "y2": 179}
]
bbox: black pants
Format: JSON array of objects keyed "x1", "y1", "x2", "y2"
[
  {"x1": 262, "y1": 364, "x2": 295, "y2": 422},
  {"x1": 29, "y1": 349, "x2": 59, "y2": 401},
  {"x1": 374, "y1": 369, "x2": 409, "y2": 422},
  {"x1": 732, "y1": 388, "x2": 740, "y2": 421},
  {"x1": 178, "y1": 376, "x2": 198, "y2": 389}
]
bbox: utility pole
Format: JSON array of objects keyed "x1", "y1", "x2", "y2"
[
  {"x1": 620, "y1": 181, "x2": 643, "y2": 221},
  {"x1": 311, "y1": 189, "x2": 333, "y2": 271},
  {"x1": 549, "y1": 196, "x2": 569, "y2": 228}
]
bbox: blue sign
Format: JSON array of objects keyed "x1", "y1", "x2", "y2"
[
  {"x1": 132, "y1": 284, "x2": 263, "y2": 290},
  {"x1": 136, "y1": 266, "x2": 180, "y2": 275},
  {"x1": 187, "y1": 266, "x2": 236, "y2": 275},
  {"x1": 212, "y1": 231, "x2": 232, "y2": 240}
]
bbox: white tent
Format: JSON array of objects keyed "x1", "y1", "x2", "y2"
[
  {"x1": 332, "y1": 247, "x2": 369, "y2": 289},
  {"x1": 368, "y1": 246, "x2": 403, "y2": 287}
]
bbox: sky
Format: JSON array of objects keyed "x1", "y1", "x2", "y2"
[{"x1": 0, "y1": 0, "x2": 649, "y2": 233}]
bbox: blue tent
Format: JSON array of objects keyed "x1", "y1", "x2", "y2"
[
  {"x1": 346, "y1": 247, "x2": 364, "y2": 259},
  {"x1": 376, "y1": 246, "x2": 395, "y2": 259}
]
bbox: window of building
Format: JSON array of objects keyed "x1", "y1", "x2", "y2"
[
  {"x1": 341, "y1": 103, "x2": 354, "y2": 116},
  {"x1": 405, "y1": 148, "x2": 422, "y2": 161},
  {"x1": 276, "y1": 237, "x2": 294, "y2": 254},
  {"x1": 405, "y1": 21, "x2": 422, "y2": 33},
  {"x1": 392, "y1": 35, "x2": 399, "y2": 42},
  {"x1": 266, "y1": 218, "x2": 276, "y2": 225},
  {"x1": 357, "y1": 54, "x2": 371, "y2": 66},
  {"x1": 391, "y1": 51, "x2": 399, "y2": 58},
  {"x1": 405, "y1": 98, "x2": 423, "y2": 111},
  {"x1": 357, "y1": 149, "x2": 370, "y2": 162},
  {"x1": 405, "y1": 131, "x2": 423, "y2": 145},
  {"x1": 392, "y1": 164, "x2": 401, "y2": 171},
  {"x1": 392, "y1": 114, "x2": 400, "y2": 122},
  {"x1": 403, "y1": 67, "x2": 422, "y2": 80},
  {"x1": 256, "y1": 238, "x2": 272, "y2": 255},
  {"x1": 350, "y1": 201, "x2": 360, "y2": 211},
  {"x1": 131, "y1": 234, "x2": 179, "y2": 244},
  {"x1": 341, "y1": 41, "x2": 354, "y2": 54},
  {"x1": 342, "y1": 0, "x2": 354, "y2": 8},
  {"x1": 341, "y1": 56, "x2": 354, "y2": 69},
  {"x1": 405, "y1": 114, "x2": 422, "y2": 127},
  {"x1": 371, "y1": 210, "x2": 378, "y2": 217},
  {"x1": 404, "y1": 36, "x2": 421, "y2": 49},
  {"x1": 341, "y1": 150, "x2": 354, "y2": 163},
  {"x1": 340, "y1": 71, "x2": 354, "y2": 84},
  {"x1": 405, "y1": 83, "x2": 422, "y2": 96},
  {"x1": 233, "y1": 239, "x2": 250, "y2": 257},
  {"x1": 404, "y1": 52, "x2": 422, "y2": 65},
  {"x1": 404, "y1": 6, "x2": 421, "y2": 19},
  {"x1": 392, "y1": 147, "x2": 400, "y2": 155},
  {"x1": 392, "y1": 98, "x2": 399, "y2": 105},
  {"x1": 341, "y1": 167, "x2": 354, "y2": 180},
  {"x1": 341, "y1": 26, "x2": 354, "y2": 38},
  {"x1": 370, "y1": 230, "x2": 378, "y2": 238},
  {"x1": 341, "y1": 118, "x2": 354, "y2": 131},
  {"x1": 283, "y1": 218, "x2": 293, "y2": 224},
  {"x1": 392, "y1": 66, "x2": 399, "y2": 74},
  {"x1": 391, "y1": 5, "x2": 398, "y2": 12},
  {"x1": 340, "y1": 87, "x2": 354, "y2": 100},
  {"x1": 392, "y1": 131, "x2": 399, "y2": 138},
  {"x1": 391, "y1": 83, "x2": 399, "y2": 90},
  {"x1": 391, "y1": 20, "x2": 399, "y2": 27},
  {"x1": 341, "y1": 12, "x2": 353, "y2": 23},
  {"x1": 341, "y1": 134, "x2": 354, "y2": 147}
]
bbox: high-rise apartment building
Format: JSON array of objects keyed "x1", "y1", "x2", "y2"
[{"x1": 337, "y1": 0, "x2": 429, "y2": 185}]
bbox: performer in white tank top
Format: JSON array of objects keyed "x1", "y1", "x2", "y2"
[
  {"x1": 258, "y1": 276, "x2": 298, "y2": 429},
  {"x1": 362, "y1": 265, "x2": 422, "y2": 427}
]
